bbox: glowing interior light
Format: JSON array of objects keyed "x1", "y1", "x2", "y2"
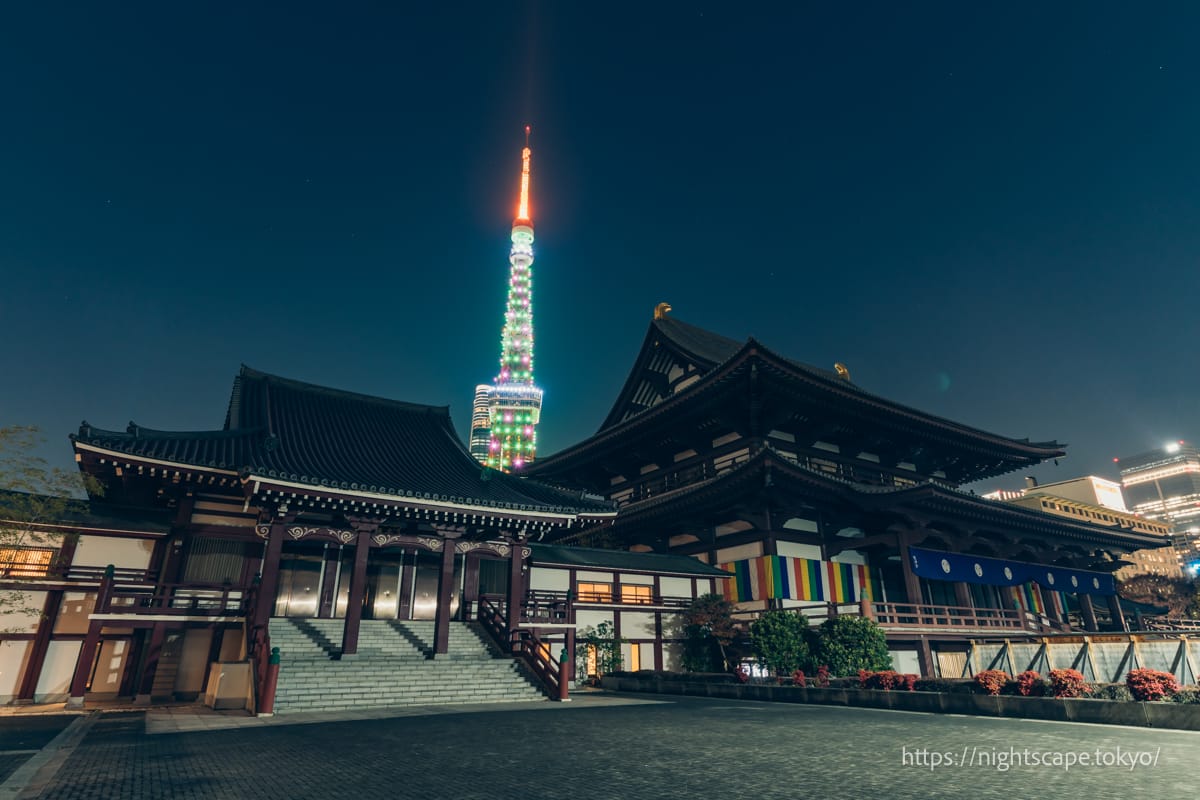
[{"x1": 1167, "y1": 442, "x2": 1182, "y2": 453}]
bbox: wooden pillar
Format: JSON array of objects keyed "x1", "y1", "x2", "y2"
[
  {"x1": 68, "y1": 566, "x2": 114, "y2": 707},
  {"x1": 563, "y1": 627, "x2": 576, "y2": 687},
  {"x1": 461, "y1": 553, "x2": 481, "y2": 621},
  {"x1": 898, "y1": 535, "x2": 935, "y2": 676},
  {"x1": 1107, "y1": 594, "x2": 1128, "y2": 632},
  {"x1": 134, "y1": 623, "x2": 168, "y2": 704},
  {"x1": 199, "y1": 627, "x2": 227, "y2": 694},
  {"x1": 67, "y1": 620, "x2": 104, "y2": 707},
  {"x1": 16, "y1": 590, "x2": 64, "y2": 703},
  {"x1": 653, "y1": 576, "x2": 664, "y2": 671},
  {"x1": 897, "y1": 536, "x2": 924, "y2": 606},
  {"x1": 1038, "y1": 585, "x2": 1061, "y2": 623},
  {"x1": 432, "y1": 538, "x2": 458, "y2": 656},
  {"x1": 507, "y1": 546, "x2": 526, "y2": 635},
  {"x1": 256, "y1": 523, "x2": 287, "y2": 624},
  {"x1": 340, "y1": 530, "x2": 372, "y2": 657},
  {"x1": 953, "y1": 582, "x2": 973, "y2": 609},
  {"x1": 398, "y1": 551, "x2": 415, "y2": 621},
  {"x1": 1079, "y1": 594, "x2": 1099, "y2": 632},
  {"x1": 318, "y1": 546, "x2": 341, "y2": 618}
]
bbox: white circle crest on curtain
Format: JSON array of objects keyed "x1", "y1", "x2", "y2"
[
  {"x1": 974, "y1": 563, "x2": 983, "y2": 577},
  {"x1": 1071, "y1": 576, "x2": 1079, "y2": 588},
  {"x1": 1046, "y1": 572, "x2": 1055, "y2": 585},
  {"x1": 1003, "y1": 567, "x2": 1013, "y2": 580},
  {"x1": 1093, "y1": 577, "x2": 1101, "y2": 589},
  {"x1": 941, "y1": 559, "x2": 951, "y2": 574}
]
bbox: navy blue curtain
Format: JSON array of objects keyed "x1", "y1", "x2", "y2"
[{"x1": 908, "y1": 547, "x2": 1115, "y2": 596}]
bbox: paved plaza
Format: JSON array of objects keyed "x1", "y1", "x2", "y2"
[{"x1": 5, "y1": 693, "x2": 1198, "y2": 799}]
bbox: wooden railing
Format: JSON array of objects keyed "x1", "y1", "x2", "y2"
[
  {"x1": 0, "y1": 558, "x2": 155, "y2": 584},
  {"x1": 869, "y1": 602, "x2": 1027, "y2": 631},
  {"x1": 102, "y1": 583, "x2": 248, "y2": 615},
  {"x1": 478, "y1": 596, "x2": 568, "y2": 700},
  {"x1": 524, "y1": 589, "x2": 691, "y2": 619}
]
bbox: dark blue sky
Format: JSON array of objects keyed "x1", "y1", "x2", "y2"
[{"x1": 1, "y1": 3, "x2": 1197, "y2": 492}]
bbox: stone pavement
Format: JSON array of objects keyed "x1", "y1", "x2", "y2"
[{"x1": 23, "y1": 693, "x2": 1200, "y2": 799}]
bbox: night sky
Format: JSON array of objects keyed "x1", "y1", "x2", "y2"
[{"x1": 1, "y1": 3, "x2": 1197, "y2": 493}]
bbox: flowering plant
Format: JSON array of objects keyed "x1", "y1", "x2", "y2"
[
  {"x1": 973, "y1": 669, "x2": 1010, "y2": 696},
  {"x1": 791, "y1": 669, "x2": 806, "y2": 687},
  {"x1": 815, "y1": 665, "x2": 830, "y2": 688},
  {"x1": 1126, "y1": 669, "x2": 1180, "y2": 702},
  {"x1": 1015, "y1": 670, "x2": 1047, "y2": 697},
  {"x1": 1048, "y1": 668, "x2": 1090, "y2": 698}
]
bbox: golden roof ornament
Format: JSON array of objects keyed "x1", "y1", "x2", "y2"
[
  {"x1": 834, "y1": 363, "x2": 851, "y2": 381},
  {"x1": 654, "y1": 302, "x2": 672, "y2": 320}
]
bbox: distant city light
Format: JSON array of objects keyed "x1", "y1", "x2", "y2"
[{"x1": 1166, "y1": 442, "x2": 1181, "y2": 453}]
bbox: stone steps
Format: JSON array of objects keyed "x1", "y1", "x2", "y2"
[{"x1": 268, "y1": 618, "x2": 545, "y2": 713}]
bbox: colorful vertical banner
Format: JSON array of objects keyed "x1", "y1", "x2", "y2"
[{"x1": 717, "y1": 556, "x2": 874, "y2": 604}]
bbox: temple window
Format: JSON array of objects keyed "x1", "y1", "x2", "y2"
[
  {"x1": 577, "y1": 582, "x2": 613, "y2": 602},
  {"x1": 0, "y1": 547, "x2": 57, "y2": 578},
  {"x1": 621, "y1": 584, "x2": 653, "y2": 604}
]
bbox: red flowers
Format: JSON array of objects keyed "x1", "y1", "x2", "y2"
[
  {"x1": 858, "y1": 670, "x2": 918, "y2": 691},
  {"x1": 973, "y1": 669, "x2": 1010, "y2": 696},
  {"x1": 1048, "y1": 668, "x2": 1089, "y2": 698},
  {"x1": 1126, "y1": 669, "x2": 1180, "y2": 702}
]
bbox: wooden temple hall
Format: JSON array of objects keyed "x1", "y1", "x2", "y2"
[
  {"x1": 526, "y1": 307, "x2": 1173, "y2": 676},
  {"x1": 0, "y1": 308, "x2": 1175, "y2": 708}
]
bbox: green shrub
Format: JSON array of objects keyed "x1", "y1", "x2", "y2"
[
  {"x1": 1090, "y1": 683, "x2": 1133, "y2": 702},
  {"x1": 1170, "y1": 688, "x2": 1200, "y2": 704},
  {"x1": 811, "y1": 616, "x2": 892, "y2": 676},
  {"x1": 749, "y1": 609, "x2": 810, "y2": 675}
]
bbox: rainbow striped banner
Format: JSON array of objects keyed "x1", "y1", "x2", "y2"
[
  {"x1": 1017, "y1": 582, "x2": 1043, "y2": 614},
  {"x1": 717, "y1": 556, "x2": 875, "y2": 604}
]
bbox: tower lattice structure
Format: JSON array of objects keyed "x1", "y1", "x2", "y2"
[{"x1": 476, "y1": 127, "x2": 543, "y2": 471}]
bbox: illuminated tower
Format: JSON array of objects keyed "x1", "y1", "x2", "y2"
[{"x1": 474, "y1": 127, "x2": 543, "y2": 471}]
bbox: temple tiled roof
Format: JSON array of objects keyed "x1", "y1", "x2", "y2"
[{"x1": 72, "y1": 367, "x2": 614, "y2": 517}]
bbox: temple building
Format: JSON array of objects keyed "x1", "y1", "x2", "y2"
[
  {"x1": 3, "y1": 366, "x2": 625, "y2": 709},
  {"x1": 526, "y1": 307, "x2": 1170, "y2": 675}
]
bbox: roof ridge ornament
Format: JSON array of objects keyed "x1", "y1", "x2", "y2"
[
  {"x1": 834, "y1": 363, "x2": 851, "y2": 381},
  {"x1": 654, "y1": 302, "x2": 672, "y2": 320}
]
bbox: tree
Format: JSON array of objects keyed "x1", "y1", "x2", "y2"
[
  {"x1": 1117, "y1": 573, "x2": 1198, "y2": 617},
  {"x1": 0, "y1": 426, "x2": 102, "y2": 620},
  {"x1": 576, "y1": 620, "x2": 625, "y2": 679},
  {"x1": 680, "y1": 593, "x2": 737, "y2": 672},
  {"x1": 749, "y1": 609, "x2": 810, "y2": 676},
  {"x1": 811, "y1": 615, "x2": 892, "y2": 676}
]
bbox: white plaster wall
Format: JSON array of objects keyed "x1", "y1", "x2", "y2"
[
  {"x1": 0, "y1": 641, "x2": 30, "y2": 702},
  {"x1": 782, "y1": 517, "x2": 819, "y2": 532},
  {"x1": 575, "y1": 609, "x2": 614, "y2": 632},
  {"x1": 0, "y1": 591, "x2": 47, "y2": 635},
  {"x1": 73, "y1": 536, "x2": 154, "y2": 570},
  {"x1": 715, "y1": 542, "x2": 761, "y2": 563},
  {"x1": 775, "y1": 541, "x2": 822, "y2": 560},
  {"x1": 620, "y1": 612, "x2": 657, "y2": 639},
  {"x1": 54, "y1": 593, "x2": 97, "y2": 635},
  {"x1": 529, "y1": 567, "x2": 569, "y2": 592},
  {"x1": 618, "y1": 572, "x2": 653, "y2": 586},
  {"x1": 890, "y1": 650, "x2": 921, "y2": 675},
  {"x1": 575, "y1": 570, "x2": 615, "y2": 583},
  {"x1": 90, "y1": 639, "x2": 129, "y2": 697},
  {"x1": 831, "y1": 550, "x2": 866, "y2": 565},
  {"x1": 660, "y1": 577, "x2": 692, "y2": 598},
  {"x1": 36, "y1": 641, "x2": 81, "y2": 702},
  {"x1": 175, "y1": 629, "x2": 214, "y2": 695}
]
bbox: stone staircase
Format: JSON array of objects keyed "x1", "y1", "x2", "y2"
[{"x1": 268, "y1": 618, "x2": 548, "y2": 713}]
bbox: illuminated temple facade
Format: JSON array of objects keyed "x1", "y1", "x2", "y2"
[
  {"x1": 0, "y1": 312, "x2": 1180, "y2": 707},
  {"x1": 526, "y1": 308, "x2": 1173, "y2": 675}
]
